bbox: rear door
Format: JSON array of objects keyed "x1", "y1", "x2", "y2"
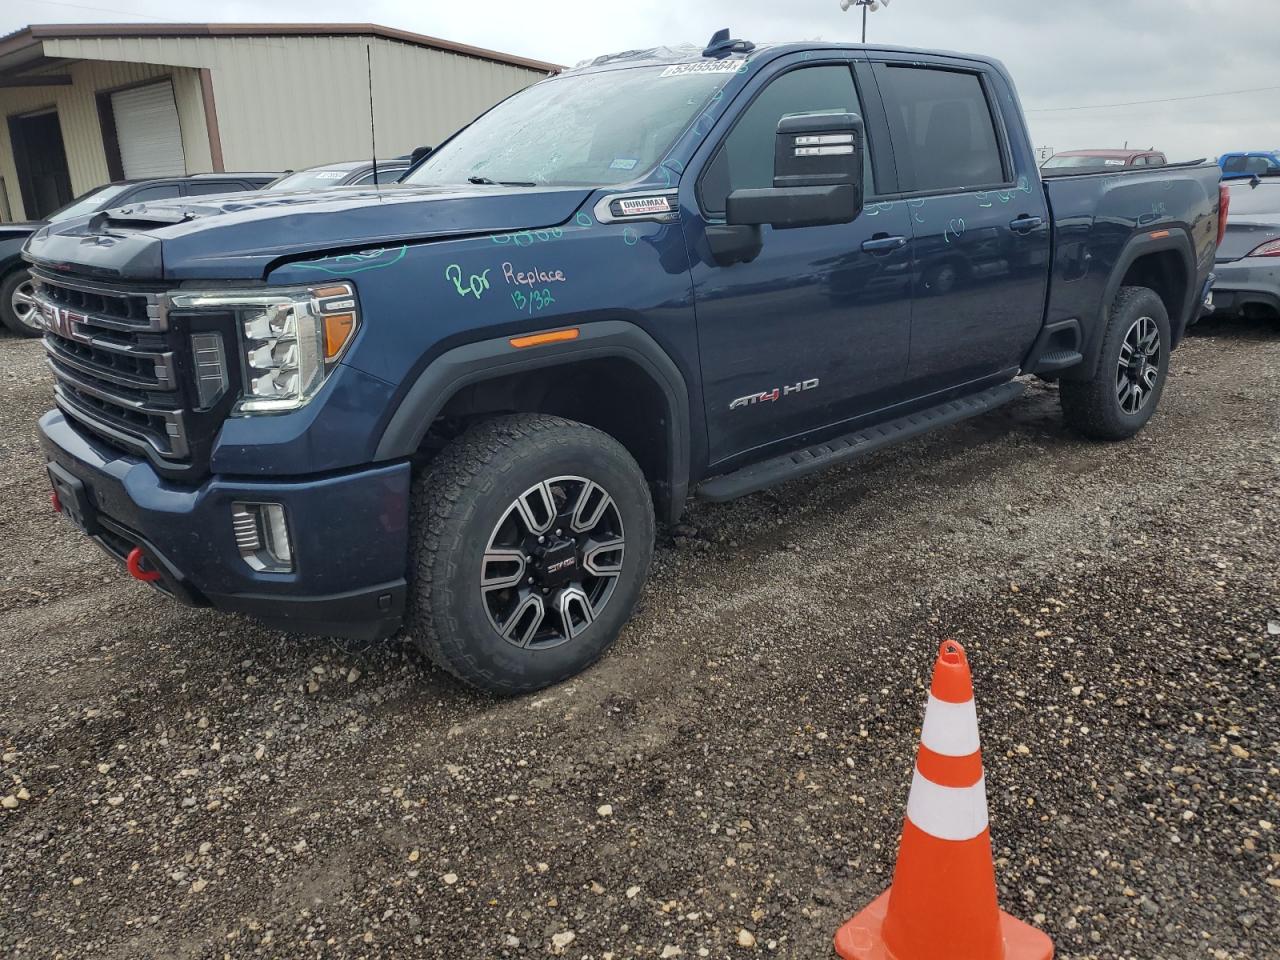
[
  {"x1": 869, "y1": 55, "x2": 1050, "y2": 392},
  {"x1": 683, "y1": 53, "x2": 914, "y2": 467}
]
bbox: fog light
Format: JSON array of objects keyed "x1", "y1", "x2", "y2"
[{"x1": 231, "y1": 502, "x2": 294, "y2": 572}]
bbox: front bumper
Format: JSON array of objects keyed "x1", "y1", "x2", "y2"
[
  {"x1": 1205, "y1": 257, "x2": 1280, "y2": 317},
  {"x1": 39, "y1": 410, "x2": 411, "y2": 641}
]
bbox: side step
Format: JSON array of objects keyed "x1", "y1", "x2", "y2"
[{"x1": 697, "y1": 381, "x2": 1026, "y2": 502}]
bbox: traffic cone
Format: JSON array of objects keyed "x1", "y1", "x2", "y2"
[{"x1": 834, "y1": 640, "x2": 1054, "y2": 960}]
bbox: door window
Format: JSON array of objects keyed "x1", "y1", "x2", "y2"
[
  {"x1": 878, "y1": 65, "x2": 1006, "y2": 192},
  {"x1": 700, "y1": 65, "x2": 862, "y2": 216},
  {"x1": 121, "y1": 183, "x2": 182, "y2": 204},
  {"x1": 186, "y1": 180, "x2": 248, "y2": 196}
]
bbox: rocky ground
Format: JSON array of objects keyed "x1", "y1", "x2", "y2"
[{"x1": 0, "y1": 315, "x2": 1276, "y2": 960}]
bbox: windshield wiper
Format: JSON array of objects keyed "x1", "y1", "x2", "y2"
[{"x1": 467, "y1": 176, "x2": 537, "y2": 187}]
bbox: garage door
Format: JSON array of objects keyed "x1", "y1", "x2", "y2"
[{"x1": 111, "y1": 81, "x2": 186, "y2": 179}]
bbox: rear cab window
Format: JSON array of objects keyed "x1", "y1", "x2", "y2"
[{"x1": 875, "y1": 63, "x2": 1008, "y2": 193}]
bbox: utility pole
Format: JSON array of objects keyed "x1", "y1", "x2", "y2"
[{"x1": 840, "y1": 0, "x2": 894, "y2": 43}]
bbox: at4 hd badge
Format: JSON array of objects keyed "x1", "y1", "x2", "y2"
[{"x1": 730, "y1": 378, "x2": 820, "y2": 410}]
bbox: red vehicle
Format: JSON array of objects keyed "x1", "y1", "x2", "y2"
[{"x1": 1042, "y1": 149, "x2": 1167, "y2": 171}]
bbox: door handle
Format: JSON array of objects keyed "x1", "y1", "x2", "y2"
[
  {"x1": 1009, "y1": 215, "x2": 1043, "y2": 233},
  {"x1": 862, "y1": 234, "x2": 907, "y2": 253}
]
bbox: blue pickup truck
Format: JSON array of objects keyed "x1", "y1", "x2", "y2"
[{"x1": 26, "y1": 33, "x2": 1223, "y2": 693}]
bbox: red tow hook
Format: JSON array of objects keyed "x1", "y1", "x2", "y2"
[{"x1": 126, "y1": 547, "x2": 162, "y2": 583}]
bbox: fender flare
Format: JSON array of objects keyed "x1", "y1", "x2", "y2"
[
  {"x1": 373, "y1": 320, "x2": 691, "y2": 524},
  {"x1": 1088, "y1": 228, "x2": 1197, "y2": 369}
]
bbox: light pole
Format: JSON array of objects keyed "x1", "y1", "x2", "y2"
[{"x1": 840, "y1": 0, "x2": 893, "y2": 43}]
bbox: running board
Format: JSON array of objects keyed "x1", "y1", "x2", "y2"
[{"x1": 697, "y1": 381, "x2": 1026, "y2": 502}]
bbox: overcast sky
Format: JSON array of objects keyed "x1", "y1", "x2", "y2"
[{"x1": 4, "y1": 0, "x2": 1277, "y2": 161}]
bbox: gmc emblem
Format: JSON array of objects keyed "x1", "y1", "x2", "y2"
[{"x1": 40, "y1": 303, "x2": 83, "y2": 338}]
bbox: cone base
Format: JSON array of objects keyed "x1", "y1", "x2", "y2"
[{"x1": 834, "y1": 890, "x2": 1054, "y2": 960}]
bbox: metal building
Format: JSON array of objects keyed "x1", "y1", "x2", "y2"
[{"x1": 0, "y1": 23, "x2": 559, "y2": 221}]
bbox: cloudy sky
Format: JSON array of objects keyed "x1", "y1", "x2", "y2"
[{"x1": 3, "y1": 0, "x2": 1276, "y2": 161}]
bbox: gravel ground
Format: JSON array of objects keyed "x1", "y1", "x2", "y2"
[{"x1": 0, "y1": 316, "x2": 1276, "y2": 960}]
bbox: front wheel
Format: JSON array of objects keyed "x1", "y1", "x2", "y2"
[
  {"x1": 405, "y1": 414, "x2": 655, "y2": 694},
  {"x1": 1060, "y1": 285, "x2": 1171, "y2": 440},
  {"x1": 1, "y1": 268, "x2": 41, "y2": 337}
]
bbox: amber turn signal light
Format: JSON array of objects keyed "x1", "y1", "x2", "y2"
[
  {"x1": 323, "y1": 312, "x2": 357, "y2": 359},
  {"x1": 509, "y1": 328, "x2": 579, "y2": 349}
]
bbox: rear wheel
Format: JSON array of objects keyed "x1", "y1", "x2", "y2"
[
  {"x1": 1060, "y1": 285, "x2": 1170, "y2": 440},
  {"x1": 1, "y1": 268, "x2": 40, "y2": 337},
  {"x1": 405, "y1": 414, "x2": 655, "y2": 694}
]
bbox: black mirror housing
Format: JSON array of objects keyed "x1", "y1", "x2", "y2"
[
  {"x1": 773, "y1": 112, "x2": 862, "y2": 189},
  {"x1": 727, "y1": 184, "x2": 860, "y2": 230},
  {"x1": 726, "y1": 112, "x2": 864, "y2": 230}
]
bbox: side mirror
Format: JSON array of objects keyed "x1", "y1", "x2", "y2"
[
  {"x1": 726, "y1": 112, "x2": 864, "y2": 229},
  {"x1": 409, "y1": 145, "x2": 433, "y2": 165}
]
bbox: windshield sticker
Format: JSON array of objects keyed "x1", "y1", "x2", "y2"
[
  {"x1": 1104, "y1": 159, "x2": 1125, "y2": 166},
  {"x1": 610, "y1": 157, "x2": 639, "y2": 171},
  {"x1": 659, "y1": 60, "x2": 746, "y2": 78},
  {"x1": 618, "y1": 195, "x2": 673, "y2": 216},
  {"x1": 314, "y1": 171, "x2": 346, "y2": 180}
]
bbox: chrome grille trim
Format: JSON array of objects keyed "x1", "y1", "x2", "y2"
[
  {"x1": 36, "y1": 270, "x2": 191, "y2": 464},
  {"x1": 45, "y1": 335, "x2": 174, "y2": 391},
  {"x1": 29, "y1": 269, "x2": 167, "y2": 332}
]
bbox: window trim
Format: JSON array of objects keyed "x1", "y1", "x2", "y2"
[
  {"x1": 693, "y1": 55, "x2": 884, "y2": 220},
  {"x1": 870, "y1": 59, "x2": 1017, "y2": 200},
  {"x1": 116, "y1": 180, "x2": 184, "y2": 205}
]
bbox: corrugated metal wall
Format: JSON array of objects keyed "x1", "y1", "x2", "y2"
[
  {"x1": 42, "y1": 33, "x2": 550, "y2": 177},
  {"x1": 0, "y1": 58, "x2": 209, "y2": 220}
]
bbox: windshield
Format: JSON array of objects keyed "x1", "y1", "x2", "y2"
[
  {"x1": 266, "y1": 168, "x2": 358, "y2": 192},
  {"x1": 46, "y1": 183, "x2": 130, "y2": 222},
  {"x1": 403, "y1": 64, "x2": 735, "y2": 188},
  {"x1": 1042, "y1": 155, "x2": 1127, "y2": 169}
]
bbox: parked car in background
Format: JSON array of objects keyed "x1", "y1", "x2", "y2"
[
  {"x1": 1, "y1": 172, "x2": 279, "y2": 336},
  {"x1": 1218, "y1": 150, "x2": 1280, "y2": 180},
  {"x1": 1205, "y1": 172, "x2": 1280, "y2": 321},
  {"x1": 1042, "y1": 149, "x2": 1167, "y2": 171},
  {"x1": 263, "y1": 160, "x2": 412, "y2": 192}
]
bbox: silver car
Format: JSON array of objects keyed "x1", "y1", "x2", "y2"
[{"x1": 1208, "y1": 174, "x2": 1280, "y2": 321}]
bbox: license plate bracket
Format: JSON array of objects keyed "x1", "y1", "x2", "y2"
[{"x1": 47, "y1": 461, "x2": 99, "y2": 535}]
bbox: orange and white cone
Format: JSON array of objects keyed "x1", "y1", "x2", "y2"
[{"x1": 834, "y1": 640, "x2": 1054, "y2": 960}]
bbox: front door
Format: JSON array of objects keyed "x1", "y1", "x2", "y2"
[
  {"x1": 682, "y1": 55, "x2": 913, "y2": 468},
  {"x1": 9, "y1": 109, "x2": 73, "y2": 219}
]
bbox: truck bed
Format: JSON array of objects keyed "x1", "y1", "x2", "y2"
[{"x1": 1040, "y1": 160, "x2": 1221, "y2": 358}]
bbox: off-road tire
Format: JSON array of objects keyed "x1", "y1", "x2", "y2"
[
  {"x1": 0, "y1": 268, "x2": 40, "y2": 337},
  {"x1": 1060, "y1": 285, "x2": 1171, "y2": 440},
  {"x1": 405, "y1": 413, "x2": 655, "y2": 694}
]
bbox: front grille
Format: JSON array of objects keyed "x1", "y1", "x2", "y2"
[{"x1": 33, "y1": 269, "x2": 238, "y2": 478}]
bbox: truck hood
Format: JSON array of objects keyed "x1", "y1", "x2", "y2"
[{"x1": 23, "y1": 184, "x2": 594, "y2": 281}]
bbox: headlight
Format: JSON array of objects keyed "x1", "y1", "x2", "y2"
[{"x1": 168, "y1": 282, "x2": 359, "y2": 414}]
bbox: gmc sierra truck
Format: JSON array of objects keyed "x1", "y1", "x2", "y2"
[{"x1": 26, "y1": 33, "x2": 1223, "y2": 694}]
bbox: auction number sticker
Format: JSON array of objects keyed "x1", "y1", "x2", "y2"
[{"x1": 659, "y1": 60, "x2": 745, "y2": 78}]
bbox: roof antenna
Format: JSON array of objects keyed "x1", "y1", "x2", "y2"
[
  {"x1": 703, "y1": 28, "x2": 754, "y2": 58},
  {"x1": 366, "y1": 43, "x2": 379, "y2": 186}
]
